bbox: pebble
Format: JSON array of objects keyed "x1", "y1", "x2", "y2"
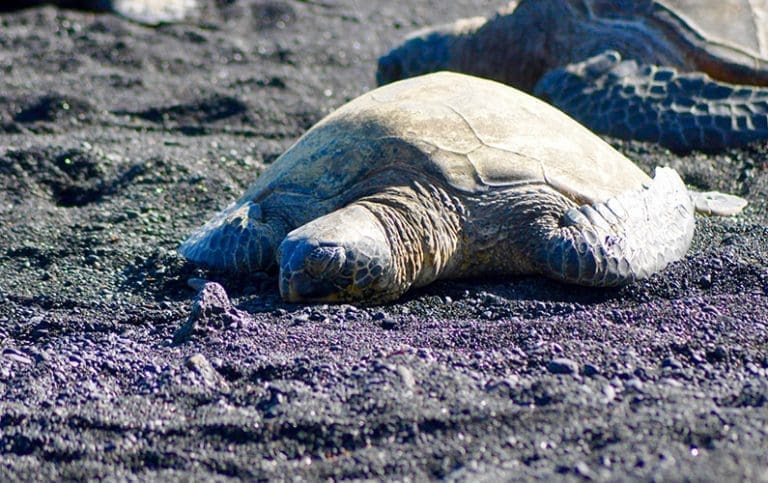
[
  {"x1": 547, "y1": 358, "x2": 579, "y2": 375},
  {"x1": 379, "y1": 317, "x2": 398, "y2": 330},
  {"x1": 185, "y1": 353, "x2": 229, "y2": 391},
  {"x1": 698, "y1": 274, "x2": 712, "y2": 288},
  {"x1": 395, "y1": 366, "x2": 416, "y2": 390},
  {"x1": 582, "y1": 363, "x2": 600, "y2": 377},
  {"x1": 3, "y1": 348, "x2": 32, "y2": 366},
  {"x1": 308, "y1": 311, "x2": 326, "y2": 322},
  {"x1": 624, "y1": 378, "x2": 645, "y2": 394},
  {"x1": 574, "y1": 461, "x2": 594, "y2": 480},
  {"x1": 602, "y1": 384, "x2": 616, "y2": 402},
  {"x1": 662, "y1": 357, "x2": 683, "y2": 370},
  {"x1": 482, "y1": 293, "x2": 503, "y2": 306},
  {"x1": 706, "y1": 346, "x2": 729, "y2": 363}
]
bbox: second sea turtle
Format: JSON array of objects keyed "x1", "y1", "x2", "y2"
[{"x1": 377, "y1": 0, "x2": 768, "y2": 152}]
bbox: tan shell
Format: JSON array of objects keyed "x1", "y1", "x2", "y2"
[
  {"x1": 653, "y1": 0, "x2": 768, "y2": 63},
  {"x1": 584, "y1": 0, "x2": 768, "y2": 85},
  {"x1": 241, "y1": 71, "x2": 650, "y2": 209}
]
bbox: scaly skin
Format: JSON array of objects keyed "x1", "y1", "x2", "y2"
[
  {"x1": 277, "y1": 168, "x2": 695, "y2": 303},
  {"x1": 535, "y1": 51, "x2": 768, "y2": 152},
  {"x1": 539, "y1": 167, "x2": 694, "y2": 285},
  {"x1": 278, "y1": 181, "x2": 464, "y2": 304}
]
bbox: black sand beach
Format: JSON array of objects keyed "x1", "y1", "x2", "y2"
[{"x1": 1, "y1": 1, "x2": 766, "y2": 480}]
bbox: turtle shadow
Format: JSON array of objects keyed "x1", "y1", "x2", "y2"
[
  {"x1": 395, "y1": 276, "x2": 631, "y2": 322},
  {"x1": 123, "y1": 250, "x2": 636, "y2": 321},
  {"x1": 413, "y1": 276, "x2": 620, "y2": 306}
]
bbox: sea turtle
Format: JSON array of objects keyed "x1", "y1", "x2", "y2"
[
  {"x1": 5, "y1": 0, "x2": 196, "y2": 25},
  {"x1": 377, "y1": 0, "x2": 768, "y2": 152},
  {"x1": 179, "y1": 72, "x2": 746, "y2": 304}
]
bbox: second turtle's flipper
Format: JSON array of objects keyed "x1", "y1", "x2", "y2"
[
  {"x1": 107, "y1": 0, "x2": 197, "y2": 25},
  {"x1": 539, "y1": 167, "x2": 694, "y2": 286},
  {"x1": 534, "y1": 51, "x2": 768, "y2": 152}
]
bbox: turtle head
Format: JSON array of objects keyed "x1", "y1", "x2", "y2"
[
  {"x1": 278, "y1": 204, "x2": 400, "y2": 304},
  {"x1": 377, "y1": 16, "x2": 487, "y2": 85},
  {"x1": 377, "y1": 30, "x2": 449, "y2": 85}
]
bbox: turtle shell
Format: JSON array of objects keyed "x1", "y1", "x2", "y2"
[
  {"x1": 238, "y1": 71, "x2": 650, "y2": 210},
  {"x1": 588, "y1": 0, "x2": 768, "y2": 84}
]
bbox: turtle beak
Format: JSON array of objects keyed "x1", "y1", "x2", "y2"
[
  {"x1": 280, "y1": 271, "x2": 341, "y2": 303},
  {"x1": 278, "y1": 238, "x2": 345, "y2": 303}
]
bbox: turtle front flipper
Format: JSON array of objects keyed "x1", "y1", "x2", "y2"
[
  {"x1": 534, "y1": 51, "x2": 768, "y2": 152},
  {"x1": 537, "y1": 167, "x2": 694, "y2": 286},
  {"x1": 179, "y1": 200, "x2": 288, "y2": 274}
]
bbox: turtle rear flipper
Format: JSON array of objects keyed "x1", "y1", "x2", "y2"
[
  {"x1": 539, "y1": 167, "x2": 694, "y2": 286},
  {"x1": 534, "y1": 51, "x2": 768, "y2": 153},
  {"x1": 689, "y1": 190, "x2": 748, "y2": 216}
]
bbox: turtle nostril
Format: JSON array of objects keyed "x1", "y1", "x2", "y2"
[{"x1": 305, "y1": 246, "x2": 346, "y2": 278}]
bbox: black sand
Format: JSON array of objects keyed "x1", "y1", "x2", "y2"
[{"x1": 1, "y1": 1, "x2": 767, "y2": 480}]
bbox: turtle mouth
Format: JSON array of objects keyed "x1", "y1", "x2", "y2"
[
  {"x1": 280, "y1": 271, "x2": 347, "y2": 303},
  {"x1": 278, "y1": 239, "x2": 354, "y2": 303}
]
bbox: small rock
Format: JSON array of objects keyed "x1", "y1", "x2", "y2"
[
  {"x1": 602, "y1": 384, "x2": 616, "y2": 402},
  {"x1": 379, "y1": 317, "x2": 398, "y2": 330},
  {"x1": 3, "y1": 348, "x2": 33, "y2": 366},
  {"x1": 697, "y1": 274, "x2": 712, "y2": 288},
  {"x1": 372, "y1": 311, "x2": 387, "y2": 321},
  {"x1": 661, "y1": 378, "x2": 683, "y2": 387},
  {"x1": 185, "y1": 353, "x2": 229, "y2": 391},
  {"x1": 706, "y1": 346, "x2": 729, "y2": 363},
  {"x1": 582, "y1": 363, "x2": 600, "y2": 377},
  {"x1": 395, "y1": 366, "x2": 416, "y2": 390},
  {"x1": 624, "y1": 378, "x2": 644, "y2": 394},
  {"x1": 547, "y1": 357, "x2": 579, "y2": 375},
  {"x1": 174, "y1": 282, "x2": 253, "y2": 344},
  {"x1": 574, "y1": 461, "x2": 594, "y2": 480},
  {"x1": 701, "y1": 304, "x2": 720, "y2": 315},
  {"x1": 308, "y1": 311, "x2": 326, "y2": 322},
  {"x1": 482, "y1": 293, "x2": 503, "y2": 305},
  {"x1": 662, "y1": 356, "x2": 683, "y2": 370},
  {"x1": 291, "y1": 312, "x2": 310, "y2": 324}
]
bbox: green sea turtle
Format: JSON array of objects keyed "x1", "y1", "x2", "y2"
[
  {"x1": 179, "y1": 72, "x2": 746, "y2": 304},
  {"x1": 6, "y1": 0, "x2": 196, "y2": 25},
  {"x1": 377, "y1": 0, "x2": 768, "y2": 152}
]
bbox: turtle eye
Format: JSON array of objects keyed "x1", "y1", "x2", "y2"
[{"x1": 304, "y1": 246, "x2": 346, "y2": 278}]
